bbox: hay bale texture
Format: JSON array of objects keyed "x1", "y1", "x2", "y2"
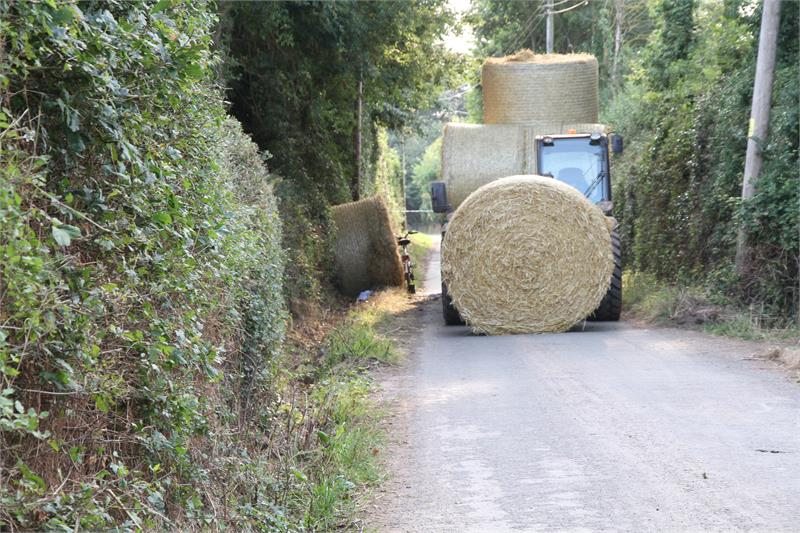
[
  {"x1": 442, "y1": 123, "x2": 529, "y2": 210},
  {"x1": 332, "y1": 197, "x2": 403, "y2": 296},
  {"x1": 441, "y1": 122, "x2": 607, "y2": 210},
  {"x1": 441, "y1": 175, "x2": 613, "y2": 334},
  {"x1": 482, "y1": 50, "x2": 599, "y2": 125}
]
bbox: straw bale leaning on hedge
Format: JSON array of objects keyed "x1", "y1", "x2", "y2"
[{"x1": 332, "y1": 196, "x2": 403, "y2": 296}]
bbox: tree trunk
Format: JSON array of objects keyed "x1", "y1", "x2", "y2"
[
  {"x1": 400, "y1": 134, "x2": 407, "y2": 229},
  {"x1": 545, "y1": 0, "x2": 554, "y2": 54},
  {"x1": 352, "y1": 72, "x2": 363, "y2": 201},
  {"x1": 612, "y1": 0, "x2": 624, "y2": 93},
  {"x1": 735, "y1": 0, "x2": 782, "y2": 276}
]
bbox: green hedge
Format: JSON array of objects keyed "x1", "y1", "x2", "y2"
[
  {"x1": 1, "y1": 1, "x2": 285, "y2": 528},
  {"x1": 608, "y1": 1, "x2": 798, "y2": 320}
]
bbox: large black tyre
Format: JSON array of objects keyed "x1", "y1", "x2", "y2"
[
  {"x1": 588, "y1": 228, "x2": 622, "y2": 321},
  {"x1": 442, "y1": 280, "x2": 465, "y2": 325}
]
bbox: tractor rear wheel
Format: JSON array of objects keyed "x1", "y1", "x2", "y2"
[
  {"x1": 442, "y1": 280, "x2": 465, "y2": 325},
  {"x1": 589, "y1": 228, "x2": 622, "y2": 321}
]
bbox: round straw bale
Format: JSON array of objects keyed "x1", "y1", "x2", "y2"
[
  {"x1": 332, "y1": 197, "x2": 403, "y2": 297},
  {"x1": 482, "y1": 50, "x2": 599, "y2": 125},
  {"x1": 441, "y1": 175, "x2": 613, "y2": 334},
  {"x1": 442, "y1": 123, "x2": 530, "y2": 210}
]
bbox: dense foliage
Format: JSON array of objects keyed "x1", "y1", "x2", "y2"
[
  {"x1": 1, "y1": 1, "x2": 287, "y2": 527},
  {"x1": 218, "y1": 0, "x2": 461, "y2": 300},
  {"x1": 1, "y1": 0, "x2": 464, "y2": 528},
  {"x1": 610, "y1": 0, "x2": 799, "y2": 319},
  {"x1": 469, "y1": 0, "x2": 799, "y2": 320}
]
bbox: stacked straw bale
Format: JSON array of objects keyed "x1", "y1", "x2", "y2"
[
  {"x1": 442, "y1": 123, "x2": 529, "y2": 209},
  {"x1": 441, "y1": 175, "x2": 613, "y2": 334},
  {"x1": 482, "y1": 50, "x2": 599, "y2": 125},
  {"x1": 332, "y1": 197, "x2": 403, "y2": 296},
  {"x1": 442, "y1": 122, "x2": 606, "y2": 210}
]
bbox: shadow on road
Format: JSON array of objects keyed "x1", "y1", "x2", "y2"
[{"x1": 388, "y1": 292, "x2": 629, "y2": 341}]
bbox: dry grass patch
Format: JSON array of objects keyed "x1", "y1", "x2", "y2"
[{"x1": 623, "y1": 271, "x2": 800, "y2": 342}]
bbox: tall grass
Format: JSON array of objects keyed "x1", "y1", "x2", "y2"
[{"x1": 623, "y1": 271, "x2": 799, "y2": 341}]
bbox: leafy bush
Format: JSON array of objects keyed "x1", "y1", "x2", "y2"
[
  {"x1": 610, "y1": 0, "x2": 798, "y2": 319},
  {"x1": 1, "y1": 1, "x2": 285, "y2": 528}
]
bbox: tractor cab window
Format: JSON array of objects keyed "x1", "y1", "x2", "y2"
[{"x1": 538, "y1": 137, "x2": 608, "y2": 203}]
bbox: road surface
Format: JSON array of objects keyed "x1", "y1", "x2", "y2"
[{"x1": 367, "y1": 240, "x2": 800, "y2": 532}]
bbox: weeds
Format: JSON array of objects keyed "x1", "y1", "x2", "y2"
[
  {"x1": 262, "y1": 303, "x2": 400, "y2": 531},
  {"x1": 327, "y1": 322, "x2": 398, "y2": 368},
  {"x1": 623, "y1": 271, "x2": 800, "y2": 341},
  {"x1": 302, "y1": 377, "x2": 382, "y2": 530}
]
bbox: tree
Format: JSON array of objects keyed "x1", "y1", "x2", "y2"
[{"x1": 218, "y1": 1, "x2": 459, "y2": 204}]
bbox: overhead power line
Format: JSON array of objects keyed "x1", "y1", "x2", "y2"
[
  {"x1": 525, "y1": 16, "x2": 547, "y2": 51},
  {"x1": 551, "y1": 0, "x2": 590, "y2": 15},
  {"x1": 504, "y1": 6, "x2": 545, "y2": 55},
  {"x1": 504, "y1": 0, "x2": 588, "y2": 58},
  {"x1": 545, "y1": 0, "x2": 590, "y2": 52}
]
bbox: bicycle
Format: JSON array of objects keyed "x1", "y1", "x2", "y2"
[{"x1": 397, "y1": 230, "x2": 418, "y2": 294}]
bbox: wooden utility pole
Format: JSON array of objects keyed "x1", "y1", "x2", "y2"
[
  {"x1": 546, "y1": 0, "x2": 554, "y2": 53},
  {"x1": 735, "y1": 0, "x2": 782, "y2": 275},
  {"x1": 400, "y1": 135, "x2": 408, "y2": 229}
]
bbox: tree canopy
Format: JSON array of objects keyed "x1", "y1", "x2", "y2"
[{"x1": 218, "y1": 0, "x2": 463, "y2": 297}]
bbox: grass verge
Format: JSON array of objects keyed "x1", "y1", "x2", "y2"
[
  {"x1": 408, "y1": 232, "x2": 436, "y2": 291},
  {"x1": 274, "y1": 240, "x2": 436, "y2": 530},
  {"x1": 268, "y1": 306, "x2": 399, "y2": 531},
  {"x1": 623, "y1": 271, "x2": 799, "y2": 342}
]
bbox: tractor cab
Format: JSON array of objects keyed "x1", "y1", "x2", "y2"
[
  {"x1": 536, "y1": 132, "x2": 620, "y2": 215},
  {"x1": 430, "y1": 131, "x2": 623, "y2": 216}
]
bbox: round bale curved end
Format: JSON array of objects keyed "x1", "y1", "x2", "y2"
[{"x1": 441, "y1": 175, "x2": 614, "y2": 334}]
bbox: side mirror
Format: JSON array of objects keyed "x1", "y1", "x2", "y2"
[
  {"x1": 611, "y1": 134, "x2": 624, "y2": 155},
  {"x1": 431, "y1": 181, "x2": 450, "y2": 213}
]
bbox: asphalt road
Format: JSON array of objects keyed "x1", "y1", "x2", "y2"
[{"x1": 367, "y1": 240, "x2": 800, "y2": 532}]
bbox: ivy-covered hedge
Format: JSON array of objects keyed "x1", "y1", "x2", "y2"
[
  {"x1": 1, "y1": 1, "x2": 286, "y2": 528},
  {"x1": 608, "y1": 0, "x2": 798, "y2": 320}
]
